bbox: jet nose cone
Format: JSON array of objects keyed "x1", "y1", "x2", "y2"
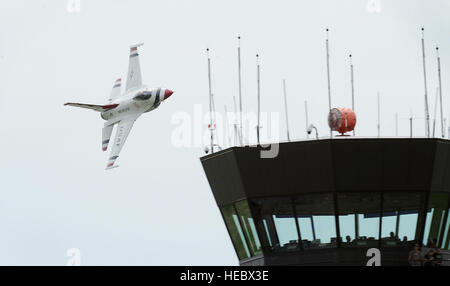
[{"x1": 164, "y1": 89, "x2": 174, "y2": 99}]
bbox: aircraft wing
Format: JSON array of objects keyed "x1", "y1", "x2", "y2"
[
  {"x1": 125, "y1": 43, "x2": 144, "y2": 92},
  {"x1": 106, "y1": 116, "x2": 139, "y2": 169}
]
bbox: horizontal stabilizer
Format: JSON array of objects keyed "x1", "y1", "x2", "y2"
[{"x1": 64, "y1": 102, "x2": 119, "y2": 112}]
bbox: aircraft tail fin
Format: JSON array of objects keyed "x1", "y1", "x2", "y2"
[
  {"x1": 64, "y1": 102, "x2": 119, "y2": 112},
  {"x1": 109, "y1": 78, "x2": 122, "y2": 102}
]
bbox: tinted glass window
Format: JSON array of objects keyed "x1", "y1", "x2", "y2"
[
  {"x1": 249, "y1": 197, "x2": 299, "y2": 252},
  {"x1": 423, "y1": 193, "x2": 450, "y2": 247},
  {"x1": 423, "y1": 208, "x2": 434, "y2": 246},
  {"x1": 294, "y1": 193, "x2": 337, "y2": 249},
  {"x1": 235, "y1": 200, "x2": 262, "y2": 256},
  {"x1": 441, "y1": 208, "x2": 450, "y2": 250},
  {"x1": 220, "y1": 205, "x2": 250, "y2": 260},
  {"x1": 338, "y1": 192, "x2": 380, "y2": 247},
  {"x1": 338, "y1": 212, "x2": 356, "y2": 246},
  {"x1": 381, "y1": 192, "x2": 423, "y2": 247}
]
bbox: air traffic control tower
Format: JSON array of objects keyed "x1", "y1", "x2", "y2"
[{"x1": 201, "y1": 138, "x2": 450, "y2": 266}]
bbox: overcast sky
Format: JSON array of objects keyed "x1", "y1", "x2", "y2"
[{"x1": 1, "y1": 0, "x2": 450, "y2": 265}]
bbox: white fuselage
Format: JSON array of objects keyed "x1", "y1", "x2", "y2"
[{"x1": 101, "y1": 86, "x2": 167, "y2": 122}]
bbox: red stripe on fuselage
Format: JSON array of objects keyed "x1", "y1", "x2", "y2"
[{"x1": 102, "y1": 104, "x2": 119, "y2": 110}]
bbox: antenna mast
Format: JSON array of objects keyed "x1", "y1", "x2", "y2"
[
  {"x1": 256, "y1": 54, "x2": 261, "y2": 145},
  {"x1": 410, "y1": 110, "x2": 413, "y2": 138},
  {"x1": 207, "y1": 48, "x2": 214, "y2": 153},
  {"x1": 421, "y1": 28, "x2": 431, "y2": 137},
  {"x1": 349, "y1": 54, "x2": 355, "y2": 136},
  {"x1": 432, "y1": 87, "x2": 439, "y2": 138},
  {"x1": 233, "y1": 96, "x2": 239, "y2": 146},
  {"x1": 444, "y1": 117, "x2": 447, "y2": 137},
  {"x1": 377, "y1": 92, "x2": 380, "y2": 138},
  {"x1": 305, "y1": 101, "x2": 310, "y2": 138},
  {"x1": 283, "y1": 79, "x2": 291, "y2": 141},
  {"x1": 237, "y1": 36, "x2": 244, "y2": 146},
  {"x1": 326, "y1": 28, "x2": 332, "y2": 137},
  {"x1": 437, "y1": 47, "x2": 444, "y2": 138}
]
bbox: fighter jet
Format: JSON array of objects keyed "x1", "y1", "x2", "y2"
[{"x1": 64, "y1": 43, "x2": 174, "y2": 169}]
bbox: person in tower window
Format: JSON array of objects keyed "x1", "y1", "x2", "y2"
[
  {"x1": 424, "y1": 249, "x2": 435, "y2": 266},
  {"x1": 408, "y1": 244, "x2": 423, "y2": 266},
  {"x1": 433, "y1": 248, "x2": 443, "y2": 266}
]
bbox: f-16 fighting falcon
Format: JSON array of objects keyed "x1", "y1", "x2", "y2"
[{"x1": 64, "y1": 43, "x2": 174, "y2": 169}]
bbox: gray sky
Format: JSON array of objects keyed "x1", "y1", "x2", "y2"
[{"x1": 0, "y1": 0, "x2": 450, "y2": 265}]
